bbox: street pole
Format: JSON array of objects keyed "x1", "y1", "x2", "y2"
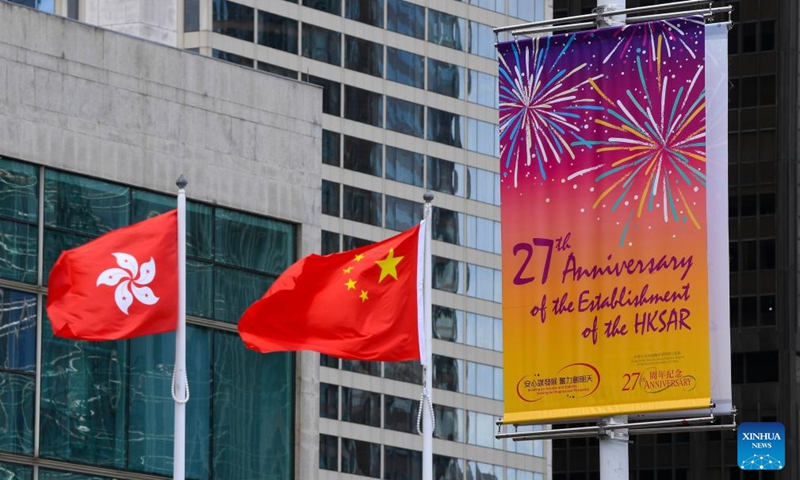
[{"x1": 594, "y1": 5, "x2": 629, "y2": 478}]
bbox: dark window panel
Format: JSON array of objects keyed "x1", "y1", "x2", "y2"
[
  {"x1": 342, "y1": 360, "x2": 381, "y2": 376},
  {"x1": 384, "y1": 446, "x2": 421, "y2": 480},
  {"x1": 342, "y1": 235, "x2": 373, "y2": 251},
  {"x1": 760, "y1": 20, "x2": 775, "y2": 51},
  {"x1": 302, "y1": 24, "x2": 342, "y2": 66},
  {"x1": 341, "y1": 438, "x2": 380, "y2": 478},
  {"x1": 212, "y1": 49, "x2": 253, "y2": 67},
  {"x1": 432, "y1": 207, "x2": 461, "y2": 245},
  {"x1": 257, "y1": 12, "x2": 298, "y2": 53},
  {"x1": 760, "y1": 295, "x2": 775, "y2": 326},
  {"x1": 257, "y1": 62, "x2": 297, "y2": 79},
  {"x1": 306, "y1": 75, "x2": 341, "y2": 116},
  {"x1": 385, "y1": 195, "x2": 422, "y2": 232},
  {"x1": 384, "y1": 360, "x2": 422, "y2": 384},
  {"x1": 433, "y1": 305, "x2": 461, "y2": 342},
  {"x1": 740, "y1": 296, "x2": 757, "y2": 327},
  {"x1": 386, "y1": 47, "x2": 424, "y2": 88},
  {"x1": 342, "y1": 185, "x2": 382, "y2": 227},
  {"x1": 213, "y1": 0, "x2": 254, "y2": 41},
  {"x1": 303, "y1": 0, "x2": 341, "y2": 15},
  {"x1": 345, "y1": 36, "x2": 383, "y2": 77},
  {"x1": 741, "y1": 22, "x2": 756, "y2": 53},
  {"x1": 386, "y1": 96, "x2": 424, "y2": 138},
  {"x1": 759, "y1": 239, "x2": 775, "y2": 269},
  {"x1": 428, "y1": 9, "x2": 465, "y2": 51},
  {"x1": 320, "y1": 434, "x2": 338, "y2": 471},
  {"x1": 322, "y1": 180, "x2": 340, "y2": 216},
  {"x1": 345, "y1": 0, "x2": 383, "y2": 28},
  {"x1": 341, "y1": 387, "x2": 380, "y2": 427},
  {"x1": 323, "y1": 130, "x2": 341, "y2": 167},
  {"x1": 344, "y1": 86, "x2": 383, "y2": 127},
  {"x1": 387, "y1": 0, "x2": 425, "y2": 39},
  {"x1": 432, "y1": 255, "x2": 460, "y2": 293},
  {"x1": 321, "y1": 230, "x2": 340, "y2": 255},
  {"x1": 343, "y1": 135, "x2": 382, "y2": 177},
  {"x1": 185, "y1": 0, "x2": 200, "y2": 31},
  {"x1": 320, "y1": 382, "x2": 339, "y2": 419},
  {"x1": 384, "y1": 395, "x2": 419, "y2": 433},
  {"x1": 385, "y1": 146, "x2": 423, "y2": 187},
  {"x1": 427, "y1": 156, "x2": 465, "y2": 197},
  {"x1": 432, "y1": 354, "x2": 461, "y2": 392},
  {"x1": 427, "y1": 107, "x2": 463, "y2": 147}
]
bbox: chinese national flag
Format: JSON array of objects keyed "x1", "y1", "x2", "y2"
[
  {"x1": 238, "y1": 224, "x2": 424, "y2": 361},
  {"x1": 46, "y1": 210, "x2": 179, "y2": 341}
]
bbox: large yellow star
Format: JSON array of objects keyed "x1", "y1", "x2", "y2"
[
  {"x1": 375, "y1": 248, "x2": 404, "y2": 283},
  {"x1": 345, "y1": 279, "x2": 356, "y2": 290}
]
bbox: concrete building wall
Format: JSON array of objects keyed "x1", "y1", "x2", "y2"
[
  {"x1": 83, "y1": 0, "x2": 179, "y2": 46},
  {"x1": 0, "y1": 6, "x2": 323, "y2": 478}
]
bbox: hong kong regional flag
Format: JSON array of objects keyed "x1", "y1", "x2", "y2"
[
  {"x1": 46, "y1": 210, "x2": 178, "y2": 341},
  {"x1": 238, "y1": 224, "x2": 424, "y2": 361}
]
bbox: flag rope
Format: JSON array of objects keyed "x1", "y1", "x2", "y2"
[
  {"x1": 171, "y1": 363, "x2": 190, "y2": 404},
  {"x1": 416, "y1": 366, "x2": 435, "y2": 435}
]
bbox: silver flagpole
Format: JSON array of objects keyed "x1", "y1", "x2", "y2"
[
  {"x1": 173, "y1": 175, "x2": 189, "y2": 480},
  {"x1": 422, "y1": 192, "x2": 434, "y2": 480}
]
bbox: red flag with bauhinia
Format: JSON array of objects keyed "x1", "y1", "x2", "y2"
[
  {"x1": 238, "y1": 224, "x2": 424, "y2": 361},
  {"x1": 46, "y1": 210, "x2": 179, "y2": 341}
]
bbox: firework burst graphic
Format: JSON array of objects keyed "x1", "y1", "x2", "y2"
[
  {"x1": 600, "y1": 16, "x2": 705, "y2": 66},
  {"x1": 585, "y1": 37, "x2": 706, "y2": 244},
  {"x1": 499, "y1": 36, "x2": 601, "y2": 187}
]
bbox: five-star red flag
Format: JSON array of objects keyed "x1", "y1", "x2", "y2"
[
  {"x1": 238, "y1": 224, "x2": 424, "y2": 361},
  {"x1": 46, "y1": 210, "x2": 179, "y2": 341}
]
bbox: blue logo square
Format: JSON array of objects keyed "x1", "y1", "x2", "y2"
[{"x1": 738, "y1": 422, "x2": 785, "y2": 470}]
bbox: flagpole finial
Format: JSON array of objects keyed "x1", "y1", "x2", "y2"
[
  {"x1": 423, "y1": 191, "x2": 434, "y2": 204},
  {"x1": 176, "y1": 175, "x2": 188, "y2": 190}
]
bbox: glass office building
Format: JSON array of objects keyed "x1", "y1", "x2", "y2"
[
  {"x1": 549, "y1": 0, "x2": 799, "y2": 479},
  {"x1": 1, "y1": 0, "x2": 551, "y2": 479}
]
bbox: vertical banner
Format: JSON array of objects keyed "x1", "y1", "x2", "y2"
[{"x1": 499, "y1": 17, "x2": 713, "y2": 423}]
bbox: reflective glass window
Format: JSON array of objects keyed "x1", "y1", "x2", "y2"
[
  {"x1": 213, "y1": 266, "x2": 274, "y2": 323},
  {"x1": 384, "y1": 360, "x2": 422, "y2": 384},
  {"x1": 345, "y1": 36, "x2": 383, "y2": 77},
  {"x1": 387, "y1": 0, "x2": 424, "y2": 39},
  {"x1": 467, "y1": 411, "x2": 503, "y2": 449},
  {"x1": 45, "y1": 170, "x2": 130, "y2": 236},
  {"x1": 320, "y1": 354, "x2": 339, "y2": 368},
  {"x1": 320, "y1": 382, "x2": 339, "y2": 419},
  {"x1": 212, "y1": 332, "x2": 293, "y2": 479},
  {"x1": 385, "y1": 146, "x2": 423, "y2": 187},
  {"x1": 468, "y1": 461, "x2": 503, "y2": 480},
  {"x1": 466, "y1": 361, "x2": 502, "y2": 400},
  {"x1": 128, "y1": 328, "x2": 211, "y2": 478},
  {"x1": 466, "y1": 312, "x2": 502, "y2": 351},
  {"x1": 257, "y1": 62, "x2": 297, "y2": 79},
  {"x1": 322, "y1": 230, "x2": 340, "y2": 255},
  {"x1": 427, "y1": 107, "x2": 464, "y2": 147},
  {"x1": 384, "y1": 446, "x2": 421, "y2": 480},
  {"x1": 342, "y1": 360, "x2": 381, "y2": 376},
  {"x1": 185, "y1": 0, "x2": 200, "y2": 31},
  {"x1": 341, "y1": 387, "x2": 380, "y2": 427},
  {"x1": 433, "y1": 305, "x2": 462, "y2": 342},
  {"x1": 467, "y1": 118, "x2": 499, "y2": 157},
  {"x1": 345, "y1": 0, "x2": 383, "y2": 28},
  {"x1": 0, "y1": 219, "x2": 36, "y2": 284},
  {"x1": 433, "y1": 355, "x2": 461, "y2": 392},
  {"x1": 302, "y1": 24, "x2": 342, "y2": 66},
  {"x1": 468, "y1": 21, "x2": 495, "y2": 59},
  {"x1": 432, "y1": 207, "x2": 462, "y2": 245},
  {"x1": 212, "y1": 0, "x2": 254, "y2": 41},
  {"x1": 215, "y1": 208, "x2": 295, "y2": 274},
  {"x1": 385, "y1": 195, "x2": 422, "y2": 232},
  {"x1": 39, "y1": 471, "x2": 112, "y2": 480},
  {"x1": 303, "y1": 0, "x2": 341, "y2": 15},
  {"x1": 344, "y1": 136, "x2": 382, "y2": 177},
  {"x1": 508, "y1": 469, "x2": 544, "y2": 480},
  {"x1": 434, "y1": 404, "x2": 463, "y2": 442},
  {"x1": 322, "y1": 180, "x2": 340, "y2": 216},
  {"x1": 428, "y1": 58, "x2": 465, "y2": 99},
  {"x1": 428, "y1": 10, "x2": 466, "y2": 51},
  {"x1": 258, "y1": 12, "x2": 298, "y2": 53},
  {"x1": 469, "y1": 0, "x2": 503, "y2": 14},
  {"x1": 467, "y1": 166, "x2": 498, "y2": 204},
  {"x1": 427, "y1": 156, "x2": 466, "y2": 197},
  {"x1": 432, "y1": 256, "x2": 461, "y2": 294},
  {"x1": 342, "y1": 235, "x2": 373, "y2": 251},
  {"x1": 468, "y1": 69, "x2": 498, "y2": 108},
  {"x1": 211, "y1": 49, "x2": 253, "y2": 67},
  {"x1": 466, "y1": 263, "x2": 501, "y2": 302},
  {"x1": 386, "y1": 47, "x2": 424, "y2": 89},
  {"x1": 320, "y1": 434, "x2": 338, "y2": 471},
  {"x1": 0, "y1": 462, "x2": 31, "y2": 479},
  {"x1": 9, "y1": 0, "x2": 54, "y2": 12},
  {"x1": 0, "y1": 289, "x2": 35, "y2": 455},
  {"x1": 0, "y1": 156, "x2": 38, "y2": 222},
  {"x1": 323, "y1": 130, "x2": 341, "y2": 166},
  {"x1": 434, "y1": 455, "x2": 464, "y2": 480},
  {"x1": 386, "y1": 97, "x2": 424, "y2": 138},
  {"x1": 345, "y1": 86, "x2": 383, "y2": 127},
  {"x1": 307, "y1": 75, "x2": 341, "y2": 116},
  {"x1": 384, "y1": 395, "x2": 419, "y2": 433},
  {"x1": 341, "y1": 438, "x2": 380, "y2": 478},
  {"x1": 342, "y1": 185, "x2": 382, "y2": 227},
  {"x1": 509, "y1": 0, "x2": 543, "y2": 22}
]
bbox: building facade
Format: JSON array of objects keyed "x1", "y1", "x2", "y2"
[
  {"x1": 549, "y1": 1, "x2": 800, "y2": 479},
  {"x1": 0, "y1": 2, "x2": 323, "y2": 478},
  {"x1": 0, "y1": 0, "x2": 553, "y2": 479}
]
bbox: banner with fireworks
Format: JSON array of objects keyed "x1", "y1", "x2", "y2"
[{"x1": 499, "y1": 17, "x2": 713, "y2": 423}]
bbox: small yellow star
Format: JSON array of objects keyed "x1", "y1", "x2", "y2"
[
  {"x1": 343, "y1": 266, "x2": 354, "y2": 274},
  {"x1": 345, "y1": 279, "x2": 356, "y2": 290},
  {"x1": 354, "y1": 253, "x2": 365, "y2": 262},
  {"x1": 359, "y1": 290, "x2": 368, "y2": 302},
  {"x1": 375, "y1": 248, "x2": 404, "y2": 283}
]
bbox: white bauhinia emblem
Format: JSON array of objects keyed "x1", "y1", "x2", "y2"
[{"x1": 96, "y1": 253, "x2": 160, "y2": 314}]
